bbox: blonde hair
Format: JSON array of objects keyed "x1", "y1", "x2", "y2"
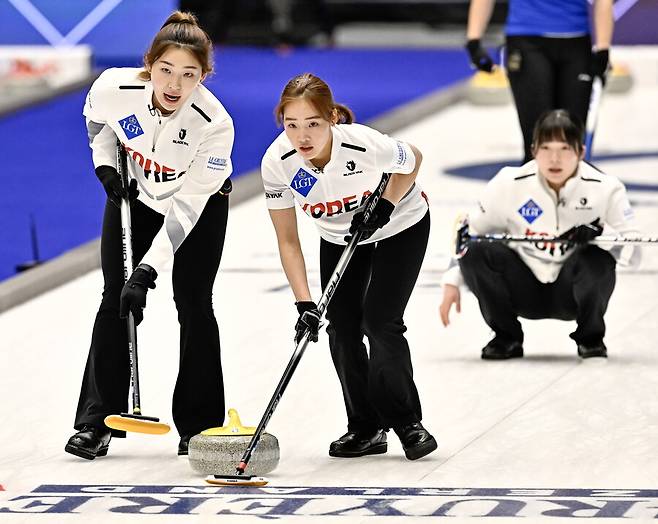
[
  {"x1": 274, "y1": 73, "x2": 354, "y2": 126},
  {"x1": 139, "y1": 11, "x2": 213, "y2": 81}
]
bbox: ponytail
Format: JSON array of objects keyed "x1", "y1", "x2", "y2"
[{"x1": 334, "y1": 103, "x2": 354, "y2": 124}]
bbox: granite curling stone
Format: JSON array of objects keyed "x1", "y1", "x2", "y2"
[
  {"x1": 188, "y1": 408, "x2": 280, "y2": 476},
  {"x1": 466, "y1": 69, "x2": 513, "y2": 106},
  {"x1": 606, "y1": 63, "x2": 633, "y2": 94}
]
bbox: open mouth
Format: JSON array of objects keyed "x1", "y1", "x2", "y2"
[
  {"x1": 299, "y1": 146, "x2": 313, "y2": 154},
  {"x1": 163, "y1": 93, "x2": 181, "y2": 104}
]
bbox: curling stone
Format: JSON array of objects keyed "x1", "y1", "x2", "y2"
[
  {"x1": 188, "y1": 408, "x2": 280, "y2": 476},
  {"x1": 606, "y1": 62, "x2": 633, "y2": 94},
  {"x1": 466, "y1": 69, "x2": 513, "y2": 106}
]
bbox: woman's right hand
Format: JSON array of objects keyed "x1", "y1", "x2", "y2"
[
  {"x1": 439, "y1": 284, "x2": 461, "y2": 327},
  {"x1": 465, "y1": 39, "x2": 494, "y2": 73},
  {"x1": 95, "y1": 165, "x2": 139, "y2": 208}
]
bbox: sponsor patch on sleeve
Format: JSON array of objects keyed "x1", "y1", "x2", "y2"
[
  {"x1": 396, "y1": 141, "x2": 407, "y2": 165},
  {"x1": 207, "y1": 156, "x2": 228, "y2": 171}
]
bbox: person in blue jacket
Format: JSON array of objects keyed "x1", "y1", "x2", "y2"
[{"x1": 465, "y1": 0, "x2": 614, "y2": 162}]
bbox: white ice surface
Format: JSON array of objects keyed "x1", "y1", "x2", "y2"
[{"x1": 1, "y1": 77, "x2": 657, "y2": 523}]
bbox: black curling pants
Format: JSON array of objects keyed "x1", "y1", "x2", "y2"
[
  {"x1": 74, "y1": 193, "x2": 228, "y2": 438},
  {"x1": 459, "y1": 242, "x2": 617, "y2": 347},
  {"x1": 320, "y1": 212, "x2": 430, "y2": 433},
  {"x1": 505, "y1": 35, "x2": 593, "y2": 163}
]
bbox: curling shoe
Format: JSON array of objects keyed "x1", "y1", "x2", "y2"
[
  {"x1": 65, "y1": 425, "x2": 111, "y2": 460},
  {"x1": 481, "y1": 338, "x2": 524, "y2": 360},
  {"x1": 178, "y1": 435, "x2": 192, "y2": 456},
  {"x1": 394, "y1": 422, "x2": 437, "y2": 460},
  {"x1": 577, "y1": 341, "x2": 607, "y2": 359},
  {"x1": 329, "y1": 429, "x2": 387, "y2": 458}
]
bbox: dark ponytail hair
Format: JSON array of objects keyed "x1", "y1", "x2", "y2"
[
  {"x1": 274, "y1": 73, "x2": 354, "y2": 126},
  {"x1": 139, "y1": 11, "x2": 213, "y2": 81},
  {"x1": 532, "y1": 109, "x2": 585, "y2": 155}
]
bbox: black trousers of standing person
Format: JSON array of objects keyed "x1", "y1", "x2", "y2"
[
  {"x1": 505, "y1": 35, "x2": 593, "y2": 163},
  {"x1": 74, "y1": 193, "x2": 229, "y2": 438},
  {"x1": 320, "y1": 211, "x2": 430, "y2": 434},
  {"x1": 459, "y1": 242, "x2": 617, "y2": 348}
]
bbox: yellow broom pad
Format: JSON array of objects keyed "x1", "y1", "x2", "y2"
[
  {"x1": 205, "y1": 475, "x2": 269, "y2": 487},
  {"x1": 104, "y1": 415, "x2": 170, "y2": 435}
]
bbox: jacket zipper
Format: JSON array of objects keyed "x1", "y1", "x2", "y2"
[{"x1": 152, "y1": 109, "x2": 163, "y2": 153}]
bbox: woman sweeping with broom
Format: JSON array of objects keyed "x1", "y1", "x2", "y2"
[
  {"x1": 260, "y1": 73, "x2": 437, "y2": 461},
  {"x1": 65, "y1": 11, "x2": 234, "y2": 460}
]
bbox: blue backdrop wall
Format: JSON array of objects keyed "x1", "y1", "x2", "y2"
[
  {"x1": 0, "y1": 48, "x2": 471, "y2": 281},
  {"x1": 0, "y1": 0, "x2": 177, "y2": 61}
]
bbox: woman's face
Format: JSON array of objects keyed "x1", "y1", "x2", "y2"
[
  {"x1": 150, "y1": 47, "x2": 204, "y2": 114},
  {"x1": 283, "y1": 98, "x2": 335, "y2": 166},
  {"x1": 534, "y1": 140, "x2": 584, "y2": 191}
]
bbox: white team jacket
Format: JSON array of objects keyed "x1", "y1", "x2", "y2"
[
  {"x1": 261, "y1": 123, "x2": 429, "y2": 245},
  {"x1": 83, "y1": 67, "x2": 234, "y2": 275},
  {"x1": 442, "y1": 160, "x2": 639, "y2": 287}
]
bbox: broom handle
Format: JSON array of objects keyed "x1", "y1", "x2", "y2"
[
  {"x1": 235, "y1": 173, "x2": 392, "y2": 474},
  {"x1": 466, "y1": 233, "x2": 658, "y2": 245},
  {"x1": 585, "y1": 76, "x2": 603, "y2": 162},
  {"x1": 117, "y1": 140, "x2": 142, "y2": 415}
]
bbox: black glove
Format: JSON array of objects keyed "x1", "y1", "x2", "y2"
[
  {"x1": 559, "y1": 218, "x2": 604, "y2": 245},
  {"x1": 96, "y1": 165, "x2": 139, "y2": 208},
  {"x1": 454, "y1": 215, "x2": 470, "y2": 257},
  {"x1": 119, "y1": 263, "x2": 157, "y2": 326},
  {"x1": 294, "y1": 301, "x2": 321, "y2": 345},
  {"x1": 590, "y1": 49, "x2": 610, "y2": 83},
  {"x1": 345, "y1": 197, "x2": 395, "y2": 243},
  {"x1": 466, "y1": 39, "x2": 494, "y2": 73},
  {"x1": 219, "y1": 177, "x2": 232, "y2": 196}
]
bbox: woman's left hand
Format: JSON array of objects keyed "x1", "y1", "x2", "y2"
[{"x1": 344, "y1": 198, "x2": 395, "y2": 243}]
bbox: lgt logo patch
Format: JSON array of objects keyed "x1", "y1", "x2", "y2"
[
  {"x1": 518, "y1": 199, "x2": 543, "y2": 224},
  {"x1": 291, "y1": 168, "x2": 317, "y2": 197},
  {"x1": 118, "y1": 114, "x2": 144, "y2": 140}
]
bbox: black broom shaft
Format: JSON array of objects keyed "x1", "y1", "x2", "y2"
[
  {"x1": 117, "y1": 140, "x2": 142, "y2": 414},
  {"x1": 466, "y1": 233, "x2": 658, "y2": 245},
  {"x1": 238, "y1": 237, "x2": 358, "y2": 470},
  {"x1": 237, "y1": 173, "x2": 392, "y2": 472}
]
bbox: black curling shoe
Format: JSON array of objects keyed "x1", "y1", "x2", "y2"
[
  {"x1": 178, "y1": 435, "x2": 192, "y2": 456},
  {"x1": 481, "y1": 339, "x2": 524, "y2": 360},
  {"x1": 65, "y1": 425, "x2": 111, "y2": 460},
  {"x1": 578, "y1": 341, "x2": 608, "y2": 359},
  {"x1": 394, "y1": 422, "x2": 437, "y2": 460},
  {"x1": 329, "y1": 429, "x2": 388, "y2": 458}
]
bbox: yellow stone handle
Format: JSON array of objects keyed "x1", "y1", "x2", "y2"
[
  {"x1": 227, "y1": 408, "x2": 244, "y2": 430},
  {"x1": 200, "y1": 408, "x2": 257, "y2": 436}
]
